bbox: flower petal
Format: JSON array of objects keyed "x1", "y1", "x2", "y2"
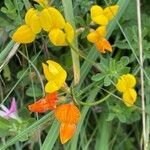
[
  {"x1": 39, "y1": 8, "x2": 53, "y2": 31},
  {"x1": 43, "y1": 60, "x2": 67, "y2": 93},
  {"x1": 122, "y1": 74, "x2": 136, "y2": 89},
  {"x1": 116, "y1": 78, "x2": 126, "y2": 92},
  {"x1": 0, "y1": 110, "x2": 7, "y2": 117},
  {"x1": 104, "y1": 5, "x2": 119, "y2": 21},
  {"x1": 9, "y1": 97, "x2": 17, "y2": 113},
  {"x1": 96, "y1": 38, "x2": 112, "y2": 53},
  {"x1": 91, "y1": 5, "x2": 104, "y2": 21},
  {"x1": 87, "y1": 31, "x2": 98, "y2": 43},
  {"x1": 48, "y1": 28, "x2": 66, "y2": 46},
  {"x1": 123, "y1": 89, "x2": 137, "y2": 107},
  {"x1": 42, "y1": 63, "x2": 52, "y2": 81},
  {"x1": 92, "y1": 15, "x2": 108, "y2": 26},
  {"x1": 55, "y1": 104, "x2": 80, "y2": 124},
  {"x1": 96, "y1": 26, "x2": 107, "y2": 37},
  {"x1": 47, "y1": 7, "x2": 65, "y2": 29},
  {"x1": 12, "y1": 25, "x2": 36, "y2": 43},
  {"x1": 28, "y1": 93, "x2": 57, "y2": 112},
  {"x1": 25, "y1": 8, "x2": 41, "y2": 34},
  {"x1": 64, "y1": 22, "x2": 74, "y2": 44},
  {"x1": 90, "y1": 5, "x2": 108, "y2": 25},
  {"x1": 45, "y1": 81, "x2": 61, "y2": 93},
  {"x1": 60, "y1": 123, "x2": 76, "y2": 144},
  {"x1": 116, "y1": 74, "x2": 136, "y2": 93},
  {"x1": 39, "y1": 7, "x2": 65, "y2": 32}
]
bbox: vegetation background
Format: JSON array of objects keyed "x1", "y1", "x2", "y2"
[{"x1": 0, "y1": 0, "x2": 150, "y2": 149}]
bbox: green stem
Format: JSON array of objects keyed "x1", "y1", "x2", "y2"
[
  {"x1": 18, "y1": 50, "x2": 45, "y2": 96},
  {"x1": 62, "y1": 0, "x2": 80, "y2": 85},
  {"x1": 0, "y1": 41, "x2": 15, "y2": 64},
  {"x1": 72, "y1": 87, "x2": 115, "y2": 106}
]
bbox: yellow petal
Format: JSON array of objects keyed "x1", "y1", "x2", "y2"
[
  {"x1": 39, "y1": 8, "x2": 53, "y2": 31},
  {"x1": 123, "y1": 89, "x2": 137, "y2": 107},
  {"x1": 104, "y1": 5, "x2": 119, "y2": 21},
  {"x1": 60, "y1": 123, "x2": 76, "y2": 144},
  {"x1": 116, "y1": 78, "x2": 126, "y2": 92},
  {"x1": 43, "y1": 60, "x2": 67, "y2": 93},
  {"x1": 47, "y1": 7, "x2": 65, "y2": 29},
  {"x1": 87, "y1": 31, "x2": 98, "y2": 43},
  {"x1": 48, "y1": 28, "x2": 66, "y2": 46},
  {"x1": 91, "y1": 5, "x2": 104, "y2": 20},
  {"x1": 96, "y1": 26, "x2": 107, "y2": 37},
  {"x1": 12, "y1": 25, "x2": 35, "y2": 43},
  {"x1": 122, "y1": 74, "x2": 136, "y2": 89},
  {"x1": 116, "y1": 74, "x2": 136, "y2": 92},
  {"x1": 92, "y1": 15, "x2": 108, "y2": 26},
  {"x1": 90, "y1": 5, "x2": 108, "y2": 25},
  {"x1": 45, "y1": 81, "x2": 61, "y2": 93},
  {"x1": 42, "y1": 63, "x2": 52, "y2": 81},
  {"x1": 39, "y1": 7, "x2": 65, "y2": 31},
  {"x1": 64, "y1": 22, "x2": 74, "y2": 44},
  {"x1": 25, "y1": 8, "x2": 35, "y2": 25},
  {"x1": 25, "y1": 8, "x2": 41, "y2": 34}
]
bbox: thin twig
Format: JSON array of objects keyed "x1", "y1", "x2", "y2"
[{"x1": 136, "y1": 0, "x2": 147, "y2": 149}]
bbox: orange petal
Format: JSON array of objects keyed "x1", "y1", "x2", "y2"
[
  {"x1": 28, "y1": 92, "x2": 58, "y2": 113},
  {"x1": 60, "y1": 123, "x2": 76, "y2": 144},
  {"x1": 96, "y1": 38, "x2": 112, "y2": 53},
  {"x1": 55, "y1": 104, "x2": 80, "y2": 124}
]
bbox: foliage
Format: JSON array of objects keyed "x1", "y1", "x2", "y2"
[{"x1": 0, "y1": 0, "x2": 150, "y2": 149}]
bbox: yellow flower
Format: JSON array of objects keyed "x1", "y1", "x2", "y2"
[
  {"x1": 87, "y1": 26, "x2": 112, "y2": 53},
  {"x1": 12, "y1": 25, "x2": 36, "y2": 44},
  {"x1": 91, "y1": 5, "x2": 119, "y2": 25},
  {"x1": 12, "y1": 8, "x2": 41, "y2": 43},
  {"x1": 116, "y1": 74, "x2": 136, "y2": 93},
  {"x1": 116, "y1": 74, "x2": 137, "y2": 107},
  {"x1": 25, "y1": 8, "x2": 41, "y2": 34},
  {"x1": 42, "y1": 60, "x2": 67, "y2": 93},
  {"x1": 39, "y1": 7, "x2": 66, "y2": 32},
  {"x1": 48, "y1": 22, "x2": 74, "y2": 46},
  {"x1": 34, "y1": 0, "x2": 49, "y2": 8},
  {"x1": 123, "y1": 89, "x2": 137, "y2": 107},
  {"x1": 39, "y1": 7, "x2": 74, "y2": 46}
]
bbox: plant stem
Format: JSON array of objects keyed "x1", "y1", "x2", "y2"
[
  {"x1": 136, "y1": 0, "x2": 146, "y2": 149},
  {"x1": 62, "y1": 0, "x2": 80, "y2": 85}
]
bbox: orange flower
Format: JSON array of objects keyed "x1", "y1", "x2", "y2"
[
  {"x1": 28, "y1": 92, "x2": 58, "y2": 113},
  {"x1": 55, "y1": 104, "x2": 80, "y2": 144},
  {"x1": 87, "y1": 26, "x2": 112, "y2": 53}
]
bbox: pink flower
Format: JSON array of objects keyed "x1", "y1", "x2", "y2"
[{"x1": 0, "y1": 97, "x2": 21, "y2": 122}]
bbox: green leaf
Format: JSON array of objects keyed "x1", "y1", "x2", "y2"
[
  {"x1": 17, "y1": 69, "x2": 28, "y2": 79},
  {"x1": 120, "y1": 56, "x2": 130, "y2": 66},
  {"x1": 3, "y1": 64, "x2": 11, "y2": 81},
  {"x1": 0, "y1": 117, "x2": 11, "y2": 130},
  {"x1": 117, "y1": 113, "x2": 126, "y2": 123},
  {"x1": 5, "y1": 0, "x2": 14, "y2": 9},
  {"x1": 104, "y1": 76, "x2": 111, "y2": 87},
  {"x1": 106, "y1": 113, "x2": 115, "y2": 121},
  {"x1": 91, "y1": 73, "x2": 105, "y2": 82},
  {"x1": 26, "y1": 86, "x2": 43, "y2": 98},
  {"x1": 75, "y1": 16, "x2": 85, "y2": 26},
  {"x1": 115, "y1": 41, "x2": 130, "y2": 49}
]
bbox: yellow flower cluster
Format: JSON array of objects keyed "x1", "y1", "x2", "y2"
[
  {"x1": 42, "y1": 60, "x2": 67, "y2": 93},
  {"x1": 12, "y1": 0, "x2": 74, "y2": 46},
  {"x1": 116, "y1": 74, "x2": 137, "y2": 107},
  {"x1": 87, "y1": 5, "x2": 119, "y2": 53}
]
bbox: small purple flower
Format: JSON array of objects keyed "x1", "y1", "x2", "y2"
[{"x1": 0, "y1": 97, "x2": 21, "y2": 122}]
